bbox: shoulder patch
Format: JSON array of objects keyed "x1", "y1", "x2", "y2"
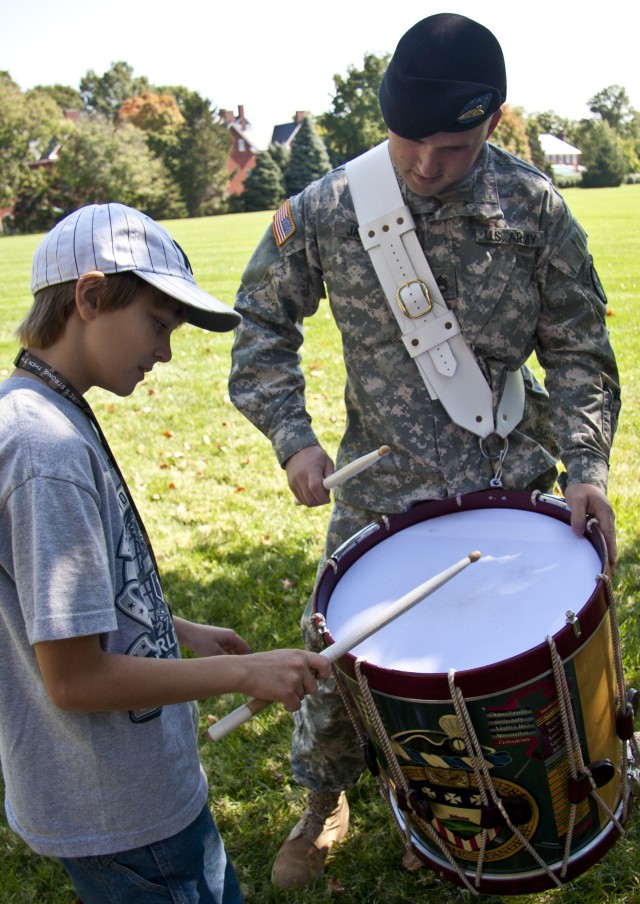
[{"x1": 273, "y1": 199, "x2": 296, "y2": 247}]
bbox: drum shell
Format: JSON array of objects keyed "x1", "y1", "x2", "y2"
[{"x1": 314, "y1": 491, "x2": 627, "y2": 894}]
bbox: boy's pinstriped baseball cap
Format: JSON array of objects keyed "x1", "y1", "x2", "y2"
[{"x1": 31, "y1": 203, "x2": 241, "y2": 332}]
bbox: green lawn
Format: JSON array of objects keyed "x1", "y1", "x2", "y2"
[{"x1": 0, "y1": 185, "x2": 638, "y2": 903}]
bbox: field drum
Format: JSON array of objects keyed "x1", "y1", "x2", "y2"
[{"x1": 313, "y1": 490, "x2": 637, "y2": 895}]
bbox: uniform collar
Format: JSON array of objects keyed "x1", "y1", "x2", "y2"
[{"x1": 399, "y1": 144, "x2": 504, "y2": 221}]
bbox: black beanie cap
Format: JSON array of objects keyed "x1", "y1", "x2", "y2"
[{"x1": 379, "y1": 13, "x2": 507, "y2": 140}]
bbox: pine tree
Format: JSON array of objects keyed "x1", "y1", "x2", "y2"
[
  {"x1": 579, "y1": 121, "x2": 627, "y2": 187},
  {"x1": 283, "y1": 116, "x2": 331, "y2": 195},
  {"x1": 242, "y1": 152, "x2": 286, "y2": 211}
]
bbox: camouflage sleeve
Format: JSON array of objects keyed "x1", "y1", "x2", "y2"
[
  {"x1": 229, "y1": 188, "x2": 328, "y2": 467},
  {"x1": 534, "y1": 197, "x2": 621, "y2": 490}
]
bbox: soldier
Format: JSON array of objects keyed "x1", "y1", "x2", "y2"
[{"x1": 229, "y1": 12, "x2": 620, "y2": 890}]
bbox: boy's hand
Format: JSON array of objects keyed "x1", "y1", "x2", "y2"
[
  {"x1": 174, "y1": 617, "x2": 250, "y2": 657},
  {"x1": 242, "y1": 649, "x2": 331, "y2": 712}
]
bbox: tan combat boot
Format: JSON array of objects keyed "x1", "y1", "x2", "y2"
[{"x1": 271, "y1": 790, "x2": 349, "y2": 889}]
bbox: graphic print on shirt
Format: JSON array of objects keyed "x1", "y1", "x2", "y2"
[{"x1": 112, "y1": 484, "x2": 178, "y2": 723}]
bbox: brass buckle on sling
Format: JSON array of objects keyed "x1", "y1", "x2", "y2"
[{"x1": 396, "y1": 280, "x2": 432, "y2": 318}]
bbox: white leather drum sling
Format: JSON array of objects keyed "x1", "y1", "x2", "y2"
[{"x1": 345, "y1": 141, "x2": 524, "y2": 441}]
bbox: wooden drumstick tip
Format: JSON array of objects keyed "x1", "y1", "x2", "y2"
[
  {"x1": 469, "y1": 550, "x2": 482, "y2": 562},
  {"x1": 378, "y1": 445, "x2": 390, "y2": 456}
]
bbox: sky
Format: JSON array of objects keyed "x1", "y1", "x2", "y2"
[{"x1": 2, "y1": 0, "x2": 639, "y2": 148}]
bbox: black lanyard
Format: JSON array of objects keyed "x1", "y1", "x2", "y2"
[{"x1": 14, "y1": 348, "x2": 162, "y2": 585}]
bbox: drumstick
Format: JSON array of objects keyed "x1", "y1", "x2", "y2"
[
  {"x1": 294, "y1": 446, "x2": 390, "y2": 505},
  {"x1": 207, "y1": 549, "x2": 481, "y2": 742},
  {"x1": 323, "y1": 445, "x2": 390, "y2": 490}
]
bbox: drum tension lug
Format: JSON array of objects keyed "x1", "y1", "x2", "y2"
[
  {"x1": 567, "y1": 759, "x2": 616, "y2": 804},
  {"x1": 565, "y1": 610, "x2": 581, "y2": 638},
  {"x1": 360, "y1": 737, "x2": 380, "y2": 777},
  {"x1": 616, "y1": 691, "x2": 639, "y2": 740},
  {"x1": 481, "y1": 797, "x2": 532, "y2": 829},
  {"x1": 397, "y1": 788, "x2": 433, "y2": 823}
]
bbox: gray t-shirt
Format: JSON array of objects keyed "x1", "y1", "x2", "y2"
[{"x1": 0, "y1": 376, "x2": 208, "y2": 857}]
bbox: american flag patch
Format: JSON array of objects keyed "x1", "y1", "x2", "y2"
[{"x1": 273, "y1": 199, "x2": 296, "y2": 247}]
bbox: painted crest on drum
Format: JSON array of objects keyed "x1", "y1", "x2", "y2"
[{"x1": 347, "y1": 618, "x2": 620, "y2": 877}]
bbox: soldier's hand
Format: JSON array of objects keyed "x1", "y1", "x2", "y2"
[
  {"x1": 564, "y1": 482, "x2": 617, "y2": 568},
  {"x1": 285, "y1": 445, "x2": 334, "y2": 507}
]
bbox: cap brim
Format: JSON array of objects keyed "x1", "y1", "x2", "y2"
[{"x1": 134, "y1": 271, "x2": 241, "y2": 333}]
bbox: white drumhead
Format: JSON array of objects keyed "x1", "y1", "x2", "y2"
[{"x1": 324, "y1": 507, "x2": 602, "y2": 673}]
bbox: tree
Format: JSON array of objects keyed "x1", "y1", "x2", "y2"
[
  {"x1": 491, "y1": 105, "x2": 532, "y2": 161},
  {"x1": 80, "y1": 62, "x2": 150, "y2": 121},
  {"x1": 588, "y1": 85, "x2": 635, "y2": 133},
  {"x1": 283, "y1": 116, "x2": 331, "y2": 195},
  {"x1": 117, "y1": 92, "x2": 185, "y2": 131},
  {"x1": 621, "y1": 134, "x2": 640, "y2": 176},
  {"x1": 524, "y1": 122, "x2": 550, "y2": 176},
  {"x1": 319, "y1": 53, "x2": 389, "y2": 166},
  {"x1": 529, "y1": 110, "x2": 574, "y2": 139},
  {"x1": 53, "y1": 118, "x2": 184, "y2": 219},
  {"x1": 8, "y1": 166, "x2": 64, "y2": 233},
  {"x1": 241, "y1": 152, "x2": 286, "y2": 211},
  {"x1": 29, "y1": 84, "x2": 83, "y2": 113},
  {"x1": 268, "y1": 141, "x2": 291, "y2": 173},
  {"x1": 155, "y1": 86, "x2": 231, "y2": 217},
  {"x1": 577, "y1": 120, "x2": 627, "y2": 187},
  {"x1": 117, "y1": 91, "x2": 186, "y2": 204},
  {"x1": 0, "y1": 73, "x2": 70, "y2": 208}
]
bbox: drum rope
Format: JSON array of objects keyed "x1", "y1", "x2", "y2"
[
  {"x1": 328, "y1": 658, "x2": 422, "y2": 863},
  {"x1": 352, "y1": 659, "x2": 479, "y2": 895},
  {"x1": 447, "y1": 670, "x2": 565, "y2": 889},
  {"x1": 310, "y1": 616, "x2": 376, "y2": 763},
  {"x1": 547, "y1": 637, "x2": 582, "y2": 875},
  {"x1": 587, "y1": 568, "x2": 634, "y2": 821},
  {"x1": 313, "y1": 622, "x2": 431, "y2": 873},
  {"x1": 598, "y1": 569, "x2": 637, "y2": 820},
  {"x1": 445, "y1": 671, "x2": 493, "y2": 885},
  {"x1": 327, "y1": 658, "x2": 422, "y2": 871},
  {"x1": 547, "y1": 635, "x2": 624, "y2": 879},
  {"x1": 345, "y1": 659, "x2": 411, "y2": 852}
]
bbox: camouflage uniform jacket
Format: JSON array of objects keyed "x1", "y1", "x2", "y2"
[{"x1": 229, "y1": 142, "x2": 620, "y2": 513}]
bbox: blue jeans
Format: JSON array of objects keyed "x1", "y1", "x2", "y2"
[{"x1": 59, "y1": 804, "x2": 244, "y2": 903}]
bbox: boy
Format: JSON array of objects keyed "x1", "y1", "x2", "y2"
[{"x1": 0, "y1": 203, "x2": 330, "y2": 904}]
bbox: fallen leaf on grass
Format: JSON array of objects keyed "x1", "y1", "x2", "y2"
[{"x1": 402, "y1": 849, "x2": 424, "y2": 872}]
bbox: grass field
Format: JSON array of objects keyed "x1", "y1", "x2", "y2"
[{"x1": 0, "y1": 184, "x2": 638, "y2": 903}]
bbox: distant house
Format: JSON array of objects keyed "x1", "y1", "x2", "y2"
[
  {"x1": 270, "y1": 111, "x2": 309, "y2": 148},
  {"x1": 26, "y1": 110, "x2": 82, "y2": 172},
  {"x1": 219, "y1": 105, "x2": 262, "y2": 197},
  {"x1": 220, "y1": 108, "x2": 310, "y2": 198},
  {"x1": 539, "y1": 133, "x2": 583, "y2": 175},
  {"x1": 26, "y1": 136, "x2": 62, "y2": 171}
]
